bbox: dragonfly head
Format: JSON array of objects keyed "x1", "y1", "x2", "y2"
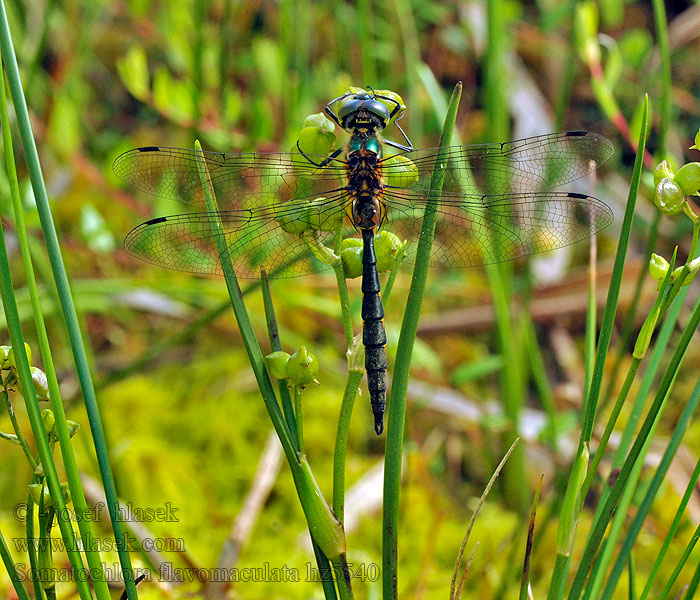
[{"x1": 338, "y1": 93, "x2": 390, "y2": 133}]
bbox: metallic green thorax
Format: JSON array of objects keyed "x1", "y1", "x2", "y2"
[{"x1": 348, "y1": 131, "x2": 382, "y2": 157}]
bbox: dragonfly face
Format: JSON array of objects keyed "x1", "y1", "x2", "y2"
[
  {"x1": 114, "y1": 90, "x2": 614, "y2": 434},
  {"x1": 337, "y1": 93, "x2": 391, "y2": 132}
]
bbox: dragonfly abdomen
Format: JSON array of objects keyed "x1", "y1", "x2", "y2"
[{"x1": 361, "y1": 227, "x2": 388, "y2": 435}]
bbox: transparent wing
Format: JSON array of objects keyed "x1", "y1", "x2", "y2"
[
  {"x1": 113, "y1": 146, "x2": 349, "y2": 210},
  {"x1": 124, "y1": 193, "x2": 354, "y2": 278},
  {"x1": 381, "y1": 188, "x2": 613, "y2": 267},
  {"x1": 381, "y1": 131, "x2": 614, "y2": 195}
]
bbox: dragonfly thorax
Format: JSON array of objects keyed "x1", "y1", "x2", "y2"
[{"x1": 347, "y1": 147, "x2": 384, "y2": 230}]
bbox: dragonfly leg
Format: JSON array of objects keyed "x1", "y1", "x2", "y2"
[
  {"x1": 325, "y1": 92, "x2": 353, "y2": 128},
  {"x1": 295, "y1": 141, "x2": 344, "y2": 168}
]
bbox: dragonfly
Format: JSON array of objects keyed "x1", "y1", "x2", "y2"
[{"x1": 113, "y1": 88, "x2": 614, "y2": 435}]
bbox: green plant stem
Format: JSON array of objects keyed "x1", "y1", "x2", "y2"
[
  {"x1": 332, "y1": 261, "x2": 355, "y2": 348},
  {"x1": 1, "y1": 388, "x2": 37, "y2": 468},
  {"x1": 657, "y1": 524, "x2": 700, "y2": 600},
  {"x1": 383, "y1": 81, "x2": 461, "y2": 600},
  {"x1": 260, "y1": 271, "x2": 334, "y2": 600},
  {"x1": 0, "y1": 166, "x2": 93, "y2": 600},
  {"x1": 567, "y1": 291, "x2": 700, "y2": 600},
  {"x1": 580, "y1": 357, "x2": 640, "y2": 500},
  {"x1": 0, "y1": 527, "x2": 31, "y2": 600},
  {"x1": 0, "y1": 4, "x2": 136, "y2": 596},
  {"x1": 294, "y1": 385, "x2": 305, "y2": 454},
  {"x1": 606, "y1": 377, "x2": 700, "y2": 599},
  {"x1": 0, "y1": 61, "x2": 110, "y2": 598},
  {"x1": 332, "y1": 369, "x2": 363, "y2": 522},
  {"x1": 25, "y1": 487, "x2": 43, "y2": 600},
  {"x1": 261, "y1": 271, "x2": 298, "y2": 445},
  {"x1": 600, "y1": 212, "x2": 660, "y2": 413},
  {"x1": 550, "y1": 95, "x2": 647, "y2": 600},
  {"x1": 381, "y1": 244, "x2": 406, "y2": 307},
  {"x1": 651, "y1": 0, "x2": 671, "y2": 155},
  {"x1": 581, "y1": 96, "x2": 647, "y2": 444},
  {"x1": 195, "y1": 142, "x2": 349, "y2": 590}
]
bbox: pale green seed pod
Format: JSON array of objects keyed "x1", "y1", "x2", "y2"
[
  {"x1": 340, "y1": 240, "x2": 363, "y2": 279},
  {"x1": 275, "y1": 200, "x2": 312, "y2": 234},
  {"x1": 8, "y1": 343, "x2": 32, "y2": 369},
  {"x1": 672, "y1": 265, "x2": 695, "y2": 286},
  {"x1": 66, "y1": 420, "x2": 81, "y2": 438},
  {"x1": 41, "y1": 409, "x2": 55, "y2": 434},
  {"x1": 297, "y1": 113, "x2": 336, "y2": 157},
  {"x1": 32, "y1": 367, "x2": 50, "y2": 401},
  {"x1": 375, "y1": 230, "x2": 404, "y2": 272},
  {"x1": 287, "y1": 347, "x2": 319, "y2": 386},
  {"x1": 648, "y1": 253, "x2": 670, "y2": 285},
  {"x1": 653, "y1": 160, "x2": 675, "y2": 188},
  {"x1": 60, "y1": 482, "x2": 72, "y2": 505},
  {"x1": 654, "y1": 177, "x2": 686, "y2": 215},
  {"x1": 674, "y1": 162, "x2": 700, "y2": 196},
  {"x1": 265, "y1": 351, "x2": 291, "y2": 380},
  {"x1": 383, "y1": 154, "x2": 419, "y2": 188},
  {"x1": 28, "y1": 483, "x2": 51, "y2": 507}
]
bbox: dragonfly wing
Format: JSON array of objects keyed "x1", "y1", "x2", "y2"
[
  {"x1": 124, "y1": 195, "x2": 353, "y2": 278},
  {"x1": 113, "y1": 146, "x2": 350, "y2": 210},
  {"x1": 381, "y1": 131, "x2": 614, "y2": 195},
  {"x1": 382, "y1": 188, "x2": 613, "y2": 268}
]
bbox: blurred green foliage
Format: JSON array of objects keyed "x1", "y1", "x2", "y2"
[{"x1": 1, "y1": 0, "x2": 700, "y2": 599}]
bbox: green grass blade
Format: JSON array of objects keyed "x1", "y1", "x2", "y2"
[
  {"x1": 383, "y1": 81, "x2": 462, "y2": 600},
  {"x1": 568, "y1": 291, "x2": 700, "y2": 600},
  {"x1": 0, "y1": 61, "x2": 110, "y2": 600},
  {"x1": 0, "y1": 527, "x2": 31, "y2": 600},
  {"x1": 604, "y1": 375, "x2": 700, "y2": 598},
  {"x1": 0, "y1": 4, "x2": 137, "y2": 596},
  {"x1": 657, "y1": 524, "x2": 700, "y2": 600},
  {"x1": 580, "y1": 95, "x2": 647, "y2": 443}
]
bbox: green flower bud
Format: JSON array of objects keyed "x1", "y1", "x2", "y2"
[
  {"x1": 8, "y1": 343, "x2": 32, "y2": 369},
  {"x1": 373, "y1": 89, "x2": 406, "y2": 125},
  {"x1": 674, "y1": 162, "x2": 700, "y2": 196},
  {"x1": 60, "y1": 482, "x2": 72, "y2": 505},
  {"x1": 296, "y1": 113, "x2": 336, "y2": 157},
  {"x1": 340, "y1": 245, "x2": 363, "y2": 279},
  {"x1": 375, "y1": 231, "x2": 404, "y2": 272},
  {"x1": 276, "y1": 199, "x2": 312, "y2": 235},
  {"x1": 287, "y1": 346, "x2": 319, "y2": 386},
  {"x1": 672, "y1": 265, "x2": 695, "y2": 287},
  {"x1": 383, "y1": 154, "x2": 419, "y2": 188},
  {"x1": 649, "y1": 253, "x2": 670, "y2": 285},
  {"x1": 340, "y1": 237, "x2": 362, "y2": 252},
  {"x1": 265, "y1": 351, "x2": 291, "y2": 380},
  {"x1": 41, "y1": 409, "x2": 55, "y2": 434},
  {"x1": 66, "y1": 420, "x2": 81, "y2": 438},
  {"x1": 28, "y1": 483, "x2": 51, "y2": 507},
  {"x1": 306, "y1": 197, "x2": 344, "y2": 232},
  {"x1": 654, "y1": 177, "x2": 686, "y2": 215},
  {"x1": 653, "y1": 160, "x2": 675, "y2": 187},
  {"x1": 32, "y1": 367, "x2": 49, "y2": 401}
]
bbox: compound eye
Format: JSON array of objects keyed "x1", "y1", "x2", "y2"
[
  {"x1": 366, "y1": 99, "x2": 390, "y2": 126},
  {"x1": 338, "y1": 98, "x2": 362, "y2": 123}
]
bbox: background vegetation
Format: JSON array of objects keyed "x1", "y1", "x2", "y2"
[{"x1": 1, "y1": 0, "x2": 700, "y2": 599}]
